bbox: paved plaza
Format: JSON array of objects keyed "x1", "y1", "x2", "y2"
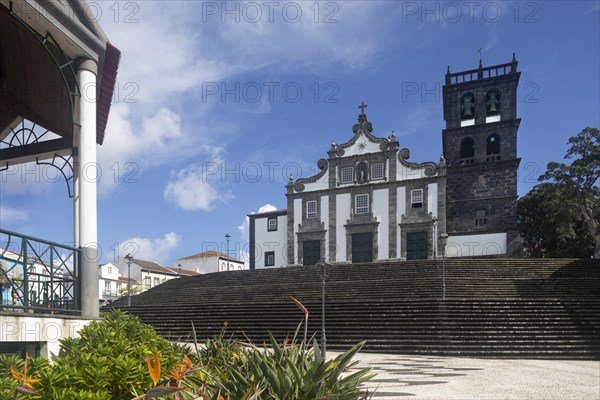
[{"x1": 336, "y1": 352, "x2": 600, "y2": 399}]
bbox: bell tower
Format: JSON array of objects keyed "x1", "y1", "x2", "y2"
[{"x1": 442, "y1": 54, "x2": 521, "y2": 256}]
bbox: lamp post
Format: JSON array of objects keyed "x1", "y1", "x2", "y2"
[
  {"x1": 439, "y1": 233, "x2": 449, "y2": 300},
  {"x1": 225, "y1": 233, "x2": 231, "y2": 272},
  {"x1": 124, "y1": 253, "x2": 133, "y2": 306},
  {"x1": 318, "y1": 258, "x2": 330, "y2": 359}
]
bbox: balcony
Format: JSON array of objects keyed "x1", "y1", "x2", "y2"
[{"x1": 0, "y1": 229, "x2": 80, "y2": 315}]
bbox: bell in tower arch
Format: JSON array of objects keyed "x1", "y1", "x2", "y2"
[
  {"x1": 461, "y1": 94, "x2": 474, "y2": 119},
  {"x1": 486, "y1": 90, "x2": 500, "y2": 115}
]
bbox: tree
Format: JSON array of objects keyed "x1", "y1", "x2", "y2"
[
  {"x1": 517, "y1": 183, "x2": 595, "y2": 257},
  {"x1": 540, "y1": 127, "x2": 600, "y2": 258}
]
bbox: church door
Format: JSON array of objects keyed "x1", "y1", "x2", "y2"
[
  {"x1": 407, "y1": 232, "x2": 428, "y2": 260},
  {"x1": 352, "y1": 232, "x2": 373, "y2": 263},
  {"x1": 303, "y1": 240, "x2": 321, "y2": 266}
]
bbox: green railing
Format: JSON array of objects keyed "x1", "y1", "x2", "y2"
[{"x1": 0, "y1": 228, "x2": 80, "y2": 315}]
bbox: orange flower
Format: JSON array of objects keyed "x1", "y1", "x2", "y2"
[
  {"x1": 176, "y1": 354, "x2": 193, "y2": 371},
  {"x1": 11, "y1": 353, "x2": 40, "y2": 396},
  {"x1": 133, "y1": 351, "x2": 184, "y2": 400},
  {"x1": 291, "y1": 296, "x2": 308, "y2": 319},
  {"x1": 231, "y1": 351, "x2": 240, "y2": 363},
  {"x1": 146, "y1": 350, "x2": 161, "y2": 385},
  {"x1": 166, "y1": 368, "x2": 185, "y2": 382}
]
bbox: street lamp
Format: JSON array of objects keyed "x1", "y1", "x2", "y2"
[
  {"x1": 318, "y1": 258, "x2": 330, "y2": 359},
  {"x1": 225, "y1": 233, "x2": 231, "y2": 272},
  {"x1": 124, "y1": 253, "x2": 133, "y2": 306},
  {"x1": 439, "y1": 233, "x2": 449, "y2": 300}
]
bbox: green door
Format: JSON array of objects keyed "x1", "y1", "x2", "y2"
[
  {"x1": 407, "y1": 232, "x2": 428, "y2": 260},
  {"x1": 352, "y1": 232, "x2": 373, "y2": 263},
  {"x1": 303, "y1": 240, "x2": 321, "y2": 266}
]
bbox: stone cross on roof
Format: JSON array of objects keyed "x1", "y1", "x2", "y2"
[{"x1": 358, "y1": 101, "x2": 368, "y2": 114}]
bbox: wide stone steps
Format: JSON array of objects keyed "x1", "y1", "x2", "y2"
[{"x1": 110, "y1": 259, "x2": 600, "y2": 359}]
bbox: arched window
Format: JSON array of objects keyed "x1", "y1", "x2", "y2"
[
  {"x1": 460, "y1": 137, "x2": 475, "y2": 163},
  {"x1": 486, "y1": 90, "x2": 501, "y2": 115},
  {"x1": 461, "y1": 93, "x2": 475, "y2": 120},
  {"x1": 486, "y1": 134, "x2": 501, "y2": 161}
]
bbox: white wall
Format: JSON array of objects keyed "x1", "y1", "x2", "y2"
[
  {"x1": 302, "y1": 170, "x2": 329, "y2": 192},
  {"x1": 446, "y1": 233, "x2": 507, "y2": 257},
  {"x1": 0, "y1": 315, "x2": 91, "y2": 359},
  {"x1": 397, "y1": 163, "x2": 431, "y2": 181},
  {"x1": 253, "y1": 214, "x2": 288, "y2": 268},
  {"x1": 396, "y1": 187, "x2": 406, "y2": 258},
  {"x1": 293, "y1": 199, "x2": 302, "y2": 264},
  {"x1": 427, "y1": 183, "x2": 438, "y2": 217},
  {"x1": 321, "y1": 195, "x2": 329, "y2": 261},
  {"x1": 373, "y1": 188, "x2": 389, "y2": 260},
  {"x1": 336, "y1": 193, "x2": 351, "y2": 262},
  {"x1": 177, "y1": 256, "x2": 244, "y2": 274}
]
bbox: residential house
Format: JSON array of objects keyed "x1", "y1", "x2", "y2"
[{"x1": 175, "y1": 251, "x2": 245, "y2": 274}]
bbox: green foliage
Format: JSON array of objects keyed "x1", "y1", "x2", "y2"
[
  {"x1": 517, "y1": 183, "x2": 596, "y2": 257},
  {"x1": 1, "y1": 309, "x2": 374, "y2": 400},
  {"x1": 538, "y1": 127, "x2": 600, "y2": 257},
  {"x1": 187, "y1": 319, "x2": 375, "y2": 399},
  {"x1": 39, "y1": 310, "x2": 181, "y2": 400}
]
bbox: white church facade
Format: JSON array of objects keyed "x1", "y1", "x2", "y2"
[{"x1": 249, "y1": 56, "x2": 522, "y2": 268}]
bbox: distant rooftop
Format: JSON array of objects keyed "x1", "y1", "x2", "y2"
[
  {"x1": 176, "y1": 251, "x2": 242, "y2": 263},
  {"x1": 167, "y1": 267, "x2": 202, "y2": 277},
  {"x1": 132, "y1": 259, "x2": 178, "y2": 276}
]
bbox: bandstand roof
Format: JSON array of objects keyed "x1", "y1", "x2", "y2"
[{"x1": 0, "y1": 0, "x2": 120, "y2": 148}]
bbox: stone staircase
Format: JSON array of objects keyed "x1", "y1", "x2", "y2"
[{"x1": 110, "y1": 259, "x2": 600, "y2": 359}]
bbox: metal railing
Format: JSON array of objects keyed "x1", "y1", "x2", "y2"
[{"x1": 0, "y1": 229, "x2": 81, "y2": 315}]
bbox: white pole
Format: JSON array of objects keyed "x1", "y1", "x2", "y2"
[{"x1": 78, "y1": 59, "x2": 99, "y2": 319}]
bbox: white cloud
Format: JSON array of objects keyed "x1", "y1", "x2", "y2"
[
  {"x1": 164, "y1": 163, "x2": 233, "y2": 212},
  {"x1": 98, "y1": 105, "x2": 195, "y2": 196},
  {"x1": 94, "y1": 1, "x2": 400, "y2": 198},
  {"x1": 0, "y1": 206, "x2": 29, "y2": 224},
  {"x1": 117, "y1": 232, "x2": 181, "y2": 265}
]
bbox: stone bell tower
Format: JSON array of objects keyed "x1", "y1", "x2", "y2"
[{"x1": 442, "y1": 54, "x2": 522, "y2": 256}]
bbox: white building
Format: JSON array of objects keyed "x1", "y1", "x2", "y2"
[
  {"x1": 249, "y1": 58, "x2": 524, "y2": 267},
  {"x1": 112, "y1": 258, "x2": 179, "y2": 292},
  {"x1": 249, "y1": 107, "x2": 446, "y2": 268},
  {"x1": 175, "y1": 251, "x2": 245, "y2": 274},
  {"x1": 98, "y1": 263, "x2": 139, "y2": 304}
]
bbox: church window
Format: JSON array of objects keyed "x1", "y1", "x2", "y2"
[
  {"x1": 461, "y1": 93, "x2": 475, "y2": 120},
  {"x1": 355, "y1": 194, "x2": 369, "y2": 214},
  {"x1": 371, "y1": 162, "x2": 384, "y2": 180},
  {"x1": 460, "y1": 137, "x2": 475, "y2": 163},
  {"x1": 411, "y1": 189, "x2": 423, "y2": 208},
  {"x1": 486, "y1": 90, "x2": 501, "y2": 115},
  {"x1": 341, "y1": 167, "x2": 354, "y2": 183},
  {"x1": 486, "y1": 134, "x2": 501, "y2": 161},
  {"x1": 475, "y1": 209, "x2": 488, "y2": 226},
  {"x1": 265, "y1": 251, "x2": 275, "y2": 267},
  {"x1": 306, "y1": 200, "x2": 317, "y2": 219},
  {"x1": 267, "y1": 217, "x2": 277, "y2": 231}
]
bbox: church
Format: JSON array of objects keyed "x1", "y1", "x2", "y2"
[{"x1": 248, "y1": 55, "x2": 522, "y2": 268}]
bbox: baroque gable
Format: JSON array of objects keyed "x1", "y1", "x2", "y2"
[{"x1": 289, "y1": 104, "x2": 443, "y2": 194}]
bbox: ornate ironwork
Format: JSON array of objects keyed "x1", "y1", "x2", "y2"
[
  {"x1": 1, "y1": 120, "x2": 75, "y2": 197},
  {"x1": 0, "y1": 228, "x2": 81, "y2": 315},
  {"x1": 36, "y1": 154, "x2": 75, "y2": 198}
]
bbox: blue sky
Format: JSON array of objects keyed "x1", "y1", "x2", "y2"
[{"x1": 1, "y1": 0, "x2": 599, "y2": 265}]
